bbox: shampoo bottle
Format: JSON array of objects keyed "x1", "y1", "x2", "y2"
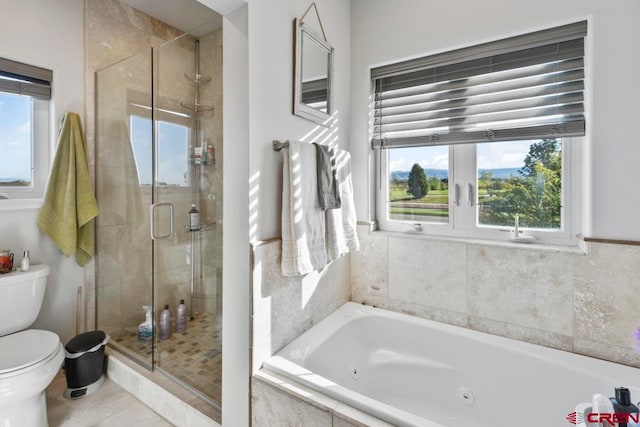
[
  {"x1": 188, "y1": 204, "x2": 200, "y2": 231},
  {"x1": 159, "y1": 304, "x2": 172, "y2": 340},
  {"x1": 138, "y1": 306, "x2": 154, "y2": 342},
  {"x1": 176, "y1": 299, "x2": 187, "y2": 333}
]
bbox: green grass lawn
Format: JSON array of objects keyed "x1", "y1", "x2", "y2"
[
  {"x1": 390, "y1": 207, "x2": 449, "y2": 217},
  {"x1": 389, "y1": 186, "x2": 449, "y2": 204}
]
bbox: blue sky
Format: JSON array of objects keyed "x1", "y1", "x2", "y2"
[
  {"x1": 130, "y1": 116, "x2": 189, "y2": 186},
  {"x1": 0, "y1": 93, "x2": 31, "y2": 182},
  {"x1": 389, "y1": 140, "x2": 534, "y2": 172}
]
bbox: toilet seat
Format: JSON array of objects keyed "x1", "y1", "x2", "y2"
[{"x1": 0, "y1": 329, "x2": 60, "y2": 375}]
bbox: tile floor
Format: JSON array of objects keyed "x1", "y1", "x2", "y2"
[
  {"x1": 46, "y1": 371, "x2": 171, "y2": 426},
  {"x1": 111, "y1": 312, "x2": 222, "y2": 403}
]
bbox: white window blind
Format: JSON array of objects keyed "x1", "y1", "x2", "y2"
[
  {"x1": 371, "y1": 21, "x2": 587, "y2": 149},
  {"x1": 0, "y1": 57, "x2": 52, "y2": 100}
]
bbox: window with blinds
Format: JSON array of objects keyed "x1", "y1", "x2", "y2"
[
  {"x1": 0, "y1": 57, "x2": 52, "y2": 100},
  {"x1": 373, "y1": 22, "x2": 586, "y2": 245},
  {"x1": 0, "y1": 57, "x2": 52, "y2": 199},
  {"x1": 371, "y1": 21, "x2": 586, "y2": 149}
]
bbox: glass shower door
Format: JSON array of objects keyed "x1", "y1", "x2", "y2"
[
  {"x1": 95, "y1": 48, "x2": 155, "y2": 369},
  {"x1": 95, "y1": 30, "x2": 223, "y2": 407},
  {"x1": 153, "y1": 33, "x2": 222, "y2": 405}
]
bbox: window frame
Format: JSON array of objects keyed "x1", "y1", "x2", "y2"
[
  {"x1": 371, "y1": 21, "x2": 587, "y2": 247},
  {"x1": 375, "y1": 137, "x2": 581, "y2": 246},
  {"x1": 0, "y1": 57, "x2": 52, "y2": 204},
  {"x1": 0, "y1": 93, "x2": 50, "y2": 201},
  {"x1": 129, "y1": 114, "x2": 192, "y2": 188}
]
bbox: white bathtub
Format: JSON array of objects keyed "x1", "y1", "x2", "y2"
[{"x1": 263, "y1": 302, "x2": 640, "y2": 427}]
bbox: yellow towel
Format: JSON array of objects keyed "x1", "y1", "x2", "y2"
[{"x1": 37, "y1": 112, "x2": 99, "y2": 266}]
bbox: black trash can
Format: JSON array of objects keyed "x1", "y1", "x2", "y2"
[{"x1": 63, "y1": 330, "x2": 109, "y2": 399}]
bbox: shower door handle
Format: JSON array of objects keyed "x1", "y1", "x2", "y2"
[{"x1": 150, "y1": 203, "x2": 175, "y2": 241}]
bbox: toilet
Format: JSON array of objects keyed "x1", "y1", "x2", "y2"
[{"x1": 0, "y1": 265, "x2": 64, "y2": 427}]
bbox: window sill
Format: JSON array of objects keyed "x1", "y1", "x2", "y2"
[
  {"x1": 365, "y1": 224, "x2": 587, "y2": 255},
  {"x1": 0, "y1": 198, "x2": 43, "y2": 211}
]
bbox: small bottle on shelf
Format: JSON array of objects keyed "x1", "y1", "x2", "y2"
[
  {"x1": 188, "y1": 204, "x2": 200, "y2": 231},
  {"x1": 20, "y1": 250, "x2": 30, "y2": 272}
]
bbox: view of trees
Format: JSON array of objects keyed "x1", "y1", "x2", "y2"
[
  {"x1": 478, "y1": 138, "x2": 561, "y2": 228},
  {"x1": 407, "y1": 163, "x2": 429, "y2": 199},
  {"x1": 388, "y1": 139, "x2": 562, "y2": 229}
]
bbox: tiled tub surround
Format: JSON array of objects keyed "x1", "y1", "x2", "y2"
[
  {"x1": 352, "y1": 224, "x2": 640, "y2": 368},
  {"x1": 248, "y1": 228, "x2": 640, "y2": 423},
  {"x1": 251, "y1": 239, "x2": 351, "y2": 373},
  {"x1": 252, "y1": 370, "x2": 393, "y2": 427},
  {"x1": 258, "y1": 302, "x2": 640, "y2": 427}
]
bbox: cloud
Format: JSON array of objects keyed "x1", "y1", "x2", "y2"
[
  {"x1": 477, "y1": 140, "x2": 532, "y2": 169},
  {"x1": 16, "y1": 120, "x2": 31, "y2": 135},
  {"x1": 388, "y1": 140, "x2": 545, "y2": 172},
  {"x1": 389, "y1": 146, "x2": 448, "y2": 171}
]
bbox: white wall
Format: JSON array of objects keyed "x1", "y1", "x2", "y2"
[
  {"x1": 350, "y1": 0, "x2": 640, "y2": 241},
  {"x1": 246, "y1": 1, "x2": 353, "y2": 423},
  {"x1": 222, "y1": 4, "x2": 250, "y2": 426},
  {"x1": 0, "y1": 0, "x2": 85, "y2": 345},
  {"x1": 248, "y1": 0, "x2": 351, "y2": 241}
]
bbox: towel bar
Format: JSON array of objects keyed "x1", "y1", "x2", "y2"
[{"x1": 273, "y1": 140, "x2": 289, "y2": 151}]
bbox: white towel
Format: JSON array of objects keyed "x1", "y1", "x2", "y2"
[
  {"x1": 281, "y1": 141, "x2": 328, "y2": 276},
  {"x1": 325, "y1": 149, "x2": 359, "y2": 261}
]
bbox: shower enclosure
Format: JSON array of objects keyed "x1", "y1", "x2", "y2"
[{"x1": 94, "y1": 29, "x2": 223, "y2": 406}]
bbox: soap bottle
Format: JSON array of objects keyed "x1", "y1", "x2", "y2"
[
  {"x1": 188, "y1": 204, "x2": 200, "y2": 231},
  {"x1": 20, "y1": 250, "x2": 30, "y2": 272},
  {"x1": 138, "y1": 306, "x2": 154, "y2": 342},
  {"x1": 609, "y1": 387, "x2": 640, "y2": 427},
  {"x1": 159, "y1": 304, "x2": 172, "y2": 340},
  {"x1": 176, "y1": 299, "x2": 187, "y2": 333}
]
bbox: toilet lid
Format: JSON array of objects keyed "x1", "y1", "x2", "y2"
[{"x1": 0, "y1": 330, "x2": 60, "y2": 374}]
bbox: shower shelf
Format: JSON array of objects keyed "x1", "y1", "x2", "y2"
[
  {"x1": 180, "y1": 102, "x2": 214, "y2": 113},
  {"x1": 184, "y1": 72, "x2": 211, "y2": 84},
  {"x1": 183, "y1": 222, "x2": 217, "y2": 232}
]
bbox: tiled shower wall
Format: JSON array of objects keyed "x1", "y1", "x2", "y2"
[
  {"x1": 352, "y1": 224, "x2": 640, "y2": 368},
  {"x1": 83, "y1": 0, "x2": 185, "y2": 331},
  {"x1": 84, "y1": 0, "x2": 223, "y2": 331}
]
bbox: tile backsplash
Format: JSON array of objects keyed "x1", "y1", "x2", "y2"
[
  {"x1": 352, "y1": 225, "x2": 640, "y2": 368},
  {"x1": 251, "y1": 239, "x2": 350, "y2": 373}
]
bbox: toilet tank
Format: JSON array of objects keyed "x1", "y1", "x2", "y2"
[{"x1": 0, "y1": 265, "x2": 49, "y2": 336}]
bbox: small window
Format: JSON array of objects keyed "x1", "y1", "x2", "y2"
[
  {"x1": 130, "y1": 115, "x2": 190, "y2": 187},
  {"x1": 387, "y1": 145, "x2": 449, "y2": 224},
  {"x1": 0, "y1": 58, "x2": 52, "y2": 201},
  {"x1": 0, "y1": 93, "x2": 32, "y2": 187},
  {"x1": 373, "y1": 22, "x2": 586, "y2": 245},
  {"x1": 477, "y1": 139, "x2": 562, "y2": 230}
]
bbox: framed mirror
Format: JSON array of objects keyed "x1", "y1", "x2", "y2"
[{"x1": 293, "y1": 18, "x2": 333, "y2": 125}]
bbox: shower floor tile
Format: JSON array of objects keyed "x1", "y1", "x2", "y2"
[{"x1": 111, "y1": 312, "x2": 221, "y2": 404}]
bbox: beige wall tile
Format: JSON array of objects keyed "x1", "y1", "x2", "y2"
[
  {"x1": 251, "y1": 240, "x2": 350, "y2": 370},
  {"x1": 389, "y1": 237, "x2": 467, "y2": 313},
  {"x1": 469, "y1": 316, "x2": 573, "y2": 351},
  {"x1": 467, "y1": 244, "x2": 573, "y2": 335},
  {"x1": 251, "y1": 377, "x2": 332, "y2": 427},
  {"x1": 387, "y1": 299, "x2": 468, "y2": 328},
  {"x1": 574, "y1": 243, "x2": 640, "y2": 354},
  {"x1": 351, "y1": 225, "x2": 388, "y2": 301}
]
